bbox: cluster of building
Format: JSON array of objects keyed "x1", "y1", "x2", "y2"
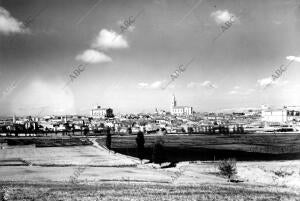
[{"x1": 0, "y1": 95, "x2": 300, "y2": 136}]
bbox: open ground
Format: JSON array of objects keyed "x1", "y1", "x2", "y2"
[{"x1": 0, "y1": 138, "x2": 300, "y2": 200}]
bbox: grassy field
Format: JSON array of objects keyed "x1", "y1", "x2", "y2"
[
  {"x1": 105, "y1": 134, "x2": 300, "y2": 154},
  {"x1": 1, "y1": 182, "x2": 299, "y2": 201},
  {"x1": 0, "y1": 142, "x2": 138, "y2": 167},
  {"x1": 1, "y1": 138, "x2": 300, "y2": 200},
  {"x1": 3, "y1": 138, "x2": 92, "y2": 147}
]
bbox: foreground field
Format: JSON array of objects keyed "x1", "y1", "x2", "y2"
[
  {"x1": 1, "y1": 182, "x2": 300, "y2": 201},
  {"x1": 0, "y1": 139, "x2": 138, "y2": 167},
  {"x1": 1, "y1": 138, "x2": 300, "y2": 200}
]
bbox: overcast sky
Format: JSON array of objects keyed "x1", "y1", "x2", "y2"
[{"x1": 0, "y1": 0, "x2": 300, "y2": 115}]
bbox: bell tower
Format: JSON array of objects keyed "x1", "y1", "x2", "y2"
[{"x1": 171, "y1": 94, "x2": 177, "y2": 113}]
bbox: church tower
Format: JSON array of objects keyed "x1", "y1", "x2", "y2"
[
  {"x1": 172, "y1": 94, "x2": 177, "y2": 107},
  {"x1": 171, "y1": 94, "x2": 177, "y2": 113}
]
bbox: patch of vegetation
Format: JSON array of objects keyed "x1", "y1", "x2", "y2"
[
  {"x1": 1, "y1": 182, "x2": 300, "y2": 201},
  {"x1": 218, "y1": 158, "x2": 237, "y2": 181},
  {"x1": 152, "y1": 138, "x2": 166, "y2": 165},
  {"x1": 5, "y1": 138, "x2": 92, "y2": 147},
  {"x1": 274, "y1": 170, "x2": 294, "y2": 177}
]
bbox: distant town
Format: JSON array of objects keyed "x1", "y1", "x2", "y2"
[{"x1": 1, "y1": 95, "x2": 300, "y2": 136}]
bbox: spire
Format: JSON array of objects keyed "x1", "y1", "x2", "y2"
[
  {"x1": 172, "y1": 94, "x2": 177, "y2": 107},
  {"x1": 13, "y1": 114, "x2": 16, "y2": 123}
]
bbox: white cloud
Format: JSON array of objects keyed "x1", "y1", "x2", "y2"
[
  {"x1": 210, "y1": 10, "x2": 237, "y2": 24},
  {"x1": 187, "y1": 81, "x2": 217, "y2": 89},
  {"x1": 127, "y1": 25, "x2": 135, "y2": 32},
  {"x1": 229, "y1": 88, "x2": 254, "y2": 95},
  {"x1": 229, "y1": 90, "x2": 237, "y2": 94},
  {"x1": 286, "y1": 55, "x2": 300, "y2": 62},
  {"x1": 0, "y1": 7, "x2": 28, "y2": 34},
  {"x1": 257, "y1": 77, "x2": 289, "y2": 89},
  {"x1": 92, "y1": 29, "x2": 128, "y2": 49},
  {"x1": 137, "y1": 82, "x2": 149, "y2": 88},
  {"x1": 76, "y1": 49, "x2": 112, "y2": 64},
  {"x1": 138, "y1": 80, "x2": 166, "y2": 89},
  {"x1": 276, "y1": 80, "x2": 289, "y2": 86},
  {"x1": 257, "y1": 77, "x2": 274, "y2": 88},
  {"x1": 233, "y1": 86, "x2": 240, "y2": 90},
  {"x1": 117, "y1": 19, "x2": 135, "y2": 32},
  {"x1": 151, "y1": 81, "x2": 163, "y2": 88},
  {"x1": 187, "y1": 82, "x2": 198, "y2": 88},
  {"x1": 201, "y1": 80, "x2": 217, "y2": 89}
]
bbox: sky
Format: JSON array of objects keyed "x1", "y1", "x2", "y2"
[{"x1": 0, "y1": 0, "x2": 300, "y2": 116}]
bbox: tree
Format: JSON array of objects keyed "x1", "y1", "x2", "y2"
[
  {"x1": 136, "y1": 131, "x2": 145, "y2": 160},
  {"x1": 72, "y1": 124, "x2": 75, "y2": 136},
  {"x1": 208, "y1": 126, "x2": 212, "y2": 134},
  {"x1": 127, "y1": 127, "x2": 132, "y2": 134},
  {"x1": 218, "y1": 158, "x2": 237, "y2": 181},
  {"x1": 105, "y1": 108, "x2": 114, "y2": 119},
  {"x1": 106, "y1": 127, "x2": 112, "y2": 149},
  {"x1": 152, "y1": 139, "x2": 166, "y2": 165},
  {"x1": 83, "y1": 127, "x2": 89, "y2": 136}
]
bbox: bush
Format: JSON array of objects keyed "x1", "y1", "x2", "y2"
[
  {"x1": 274, "y1": 169, "x2": 294, "y2": 177},
  {"x1": 218, "y1": 158, "x2": 237, "y2": 180},
  {"x1": 152, "y1": 139, "x2": 166, "y2": 165}
]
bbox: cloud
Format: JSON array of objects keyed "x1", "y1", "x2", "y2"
[
  {"x1": 201, "y1": 80, "x2": 217, "y2": 89},
  {"x1": 228, "y1": 88, "x2": 254, "y2": 95},
  {"x1": 92, "y1": 29, "x2": 128, "y2": 49},
  {"x1": 210, "y1": 10, "x2": 237, "y2": 24},
  {"x1": 138, "y1": 80, "x2": 166, "y2": 89},
  {"x1": 257, "y1": 77, "x2": 288, "y2": 89},
  {"x1": 286, "y1": 55, "x2": 300, "y2": 62},
  {"x1": 127, "y1": 25, "x2": 135, "y2": 32},
  {"x1": 187, "y1": 82, "x2": 199, "y2": 88},
  {"x1": 76, "y1": 49, "x2": 112, "y2": 64},
  {"x1": 273, "y1": 20, "x2": 282, "y2": 25},
  {"x1": 0, "y1": 7, "x2": 28, "y2": 35},
  {"x1": 229, "y1": 90, "x2": 237, "y2": 94},
  {"x1": 117, "y1": 19, "x2": 135, "y2": 32},
  {"x1": 276, "y1": 80, "x2": 289, "y2": 86},
  {"x1": 137, "y1": 82, "x2": 149, "y2": 88},
  {"x1": 151, "y1": 81, "x2": 163, "y2": 88},
  {"x1": 187, "y1": 81, "x2": 217, "y2": 89},
  {"x1": 257, "y1": 77, "x2": 274, "y2": 88}
]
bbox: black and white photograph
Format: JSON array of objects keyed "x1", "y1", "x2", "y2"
[{"x1": 1, "y1": 0, "x2": 300, "y2": 200}]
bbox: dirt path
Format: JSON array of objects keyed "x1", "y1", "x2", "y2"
[{"x1": 90, "y1": 138, "x2": 140, "y2": 165}]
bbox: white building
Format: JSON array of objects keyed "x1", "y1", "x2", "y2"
[
  {"x1": 261, "y1": 106, "x2": 300, "y2": 123},
  {"x1": 170, "y1": 95, "x2": 193, "y2": 116},
  {"x1": 90, "y1": 106, "x2": 114, "y2": 119}
]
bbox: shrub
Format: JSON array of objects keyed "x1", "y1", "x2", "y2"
[
  {"x1": 218, "y1": 158, "x2": 237, "y2": 180},
  {"x1": 0, "y1": 186, "x2": 11, "y2": 201},
  {"x1": 152, "y1": 139, "x2": 166, "y2": 165},
  {"x1": 274, "y1": 169, "x2": 294, "y2": 177}
]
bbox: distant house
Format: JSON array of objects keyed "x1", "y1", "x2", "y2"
[
  {"x1": 90, "y1": 106, "x2": 114, "y2": 119},
  {"x1": 261, "y1": 106, "x2": 300, "y2": 123}
]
